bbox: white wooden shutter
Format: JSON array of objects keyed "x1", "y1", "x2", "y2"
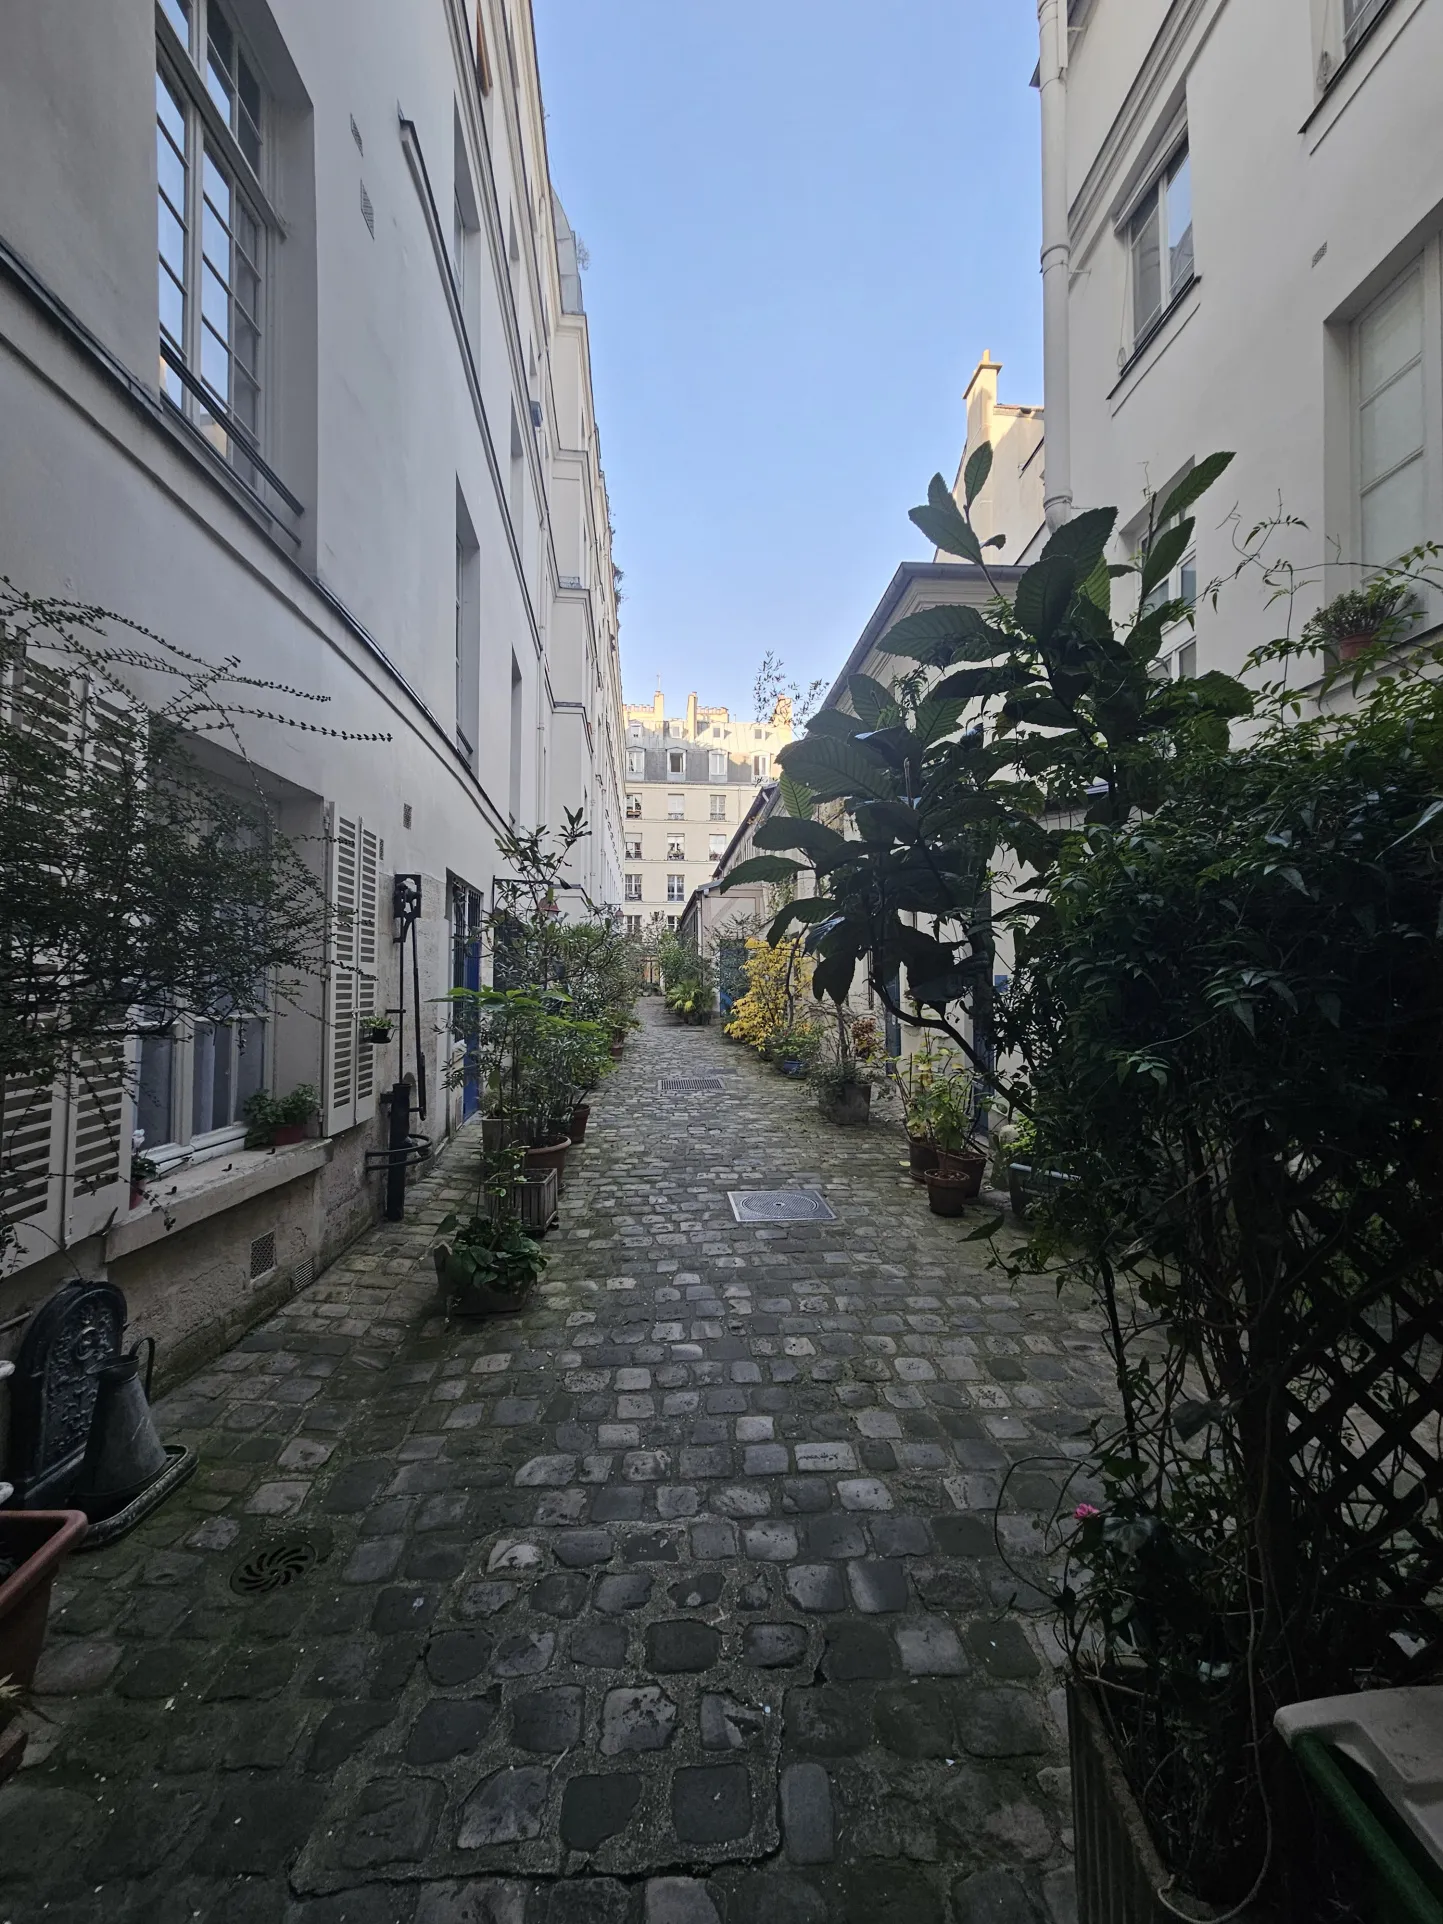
[
  {"x1": 353, "y1": 825, "x2": 381, "y2": 1124},
  {"x1": 0, "y1": 1072, "x2": 66, "y2": 1268},
  {"x1": 325, "y1": 811, "x2": 383, "y2": 1134},
  {"x1": 65, "y1": 1039, "x2": 130, "y2": 1242}
]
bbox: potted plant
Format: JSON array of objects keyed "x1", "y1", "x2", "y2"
[
  {"x1": 0, "y1": 1509, "x2": 88, "y2": 1781},
  {"x1": 1304, "y1": 577, "x2": 1414, "y2": 663},
  {"x1": 366, "y1": 1015, "x2": 395, "y2": 1045},
  {"x1": 924, "y1": 1167, "x2": 972, "y2": 1217},
  {"x1": 128, "y1": 1152, "x2": 158, "y2": 1210},
  {"x1": 893, "y1": 1040, "x2": 950, "y2": 1181},
  {"x1": 928, "y1": 1072, "x2": 987, "y2": 1195},
  {"x1": 433, "y1": 1143, "x2": 548, "y2": 1316},
  {"x1": 774, "y1": 1021, "x2": 820, "y2": 1077},
  {"x1": 243, "y1": 1083, "x2": 319, "y2": 1148}
]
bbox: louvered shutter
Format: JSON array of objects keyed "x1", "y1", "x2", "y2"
[
  {"x1": 64, "y1": 1039, "x2": 129, "y2": 1242},
  {"x1": 325, "y1": 812, "x2": 384, "y2": 1133},
  {"x1": 353, "y1": 825, "x2": 381, "y2": 1124},
  {"x1": 0, "y1": 1072, "x2": 66, "y2": 1267}
]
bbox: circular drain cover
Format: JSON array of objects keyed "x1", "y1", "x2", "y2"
[{"x1": 230, "y1": 1539, "x2": 320, "y2": 1595}]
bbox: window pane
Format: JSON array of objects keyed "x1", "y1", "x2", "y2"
[
  {"x1": 236, "y1": 1018, "x2": 265, "y2": 1113},
  {"x1": 1131, "y1": 189, "x2": 1161, "y2": 337},
  {"x1": 1362, "y1": 456, "x2": 1427, "y2": 564},
  {"x1": 202, "y1": 259, "x2": 229, "y2": 336},
  {"x1": 191, "y1": 1022, "x2": 215, "y2": 1134},
  {"x1": 201, "y1": 322, "x2": 231, "y2": 401},
  {"x1": 156, "y1": 68, "x2": 186, "y2": 147},
  {"x1": 1180, "y1": 556, "x2": 1197, "y2": 606},
  {"x1": 237, "y1": 54, "x2": 262, "y2": 169},
  {"x1": 1360, "y1": 360, "x2": 1424, "y2": 487},
  {"x1": 157, "y1": 128, "x2": 187, "y2": 215},
  {"x1": 159, "y1": 0, "x2": 191, "y2": 46},
  {"x1": 159, "y1": 266, "x2": 185, "y2": 350},
  {"x1": 1176, "y1": 639, "x2": 1197, "y2": 679},
  {"x1": 158, "y1": 200, "x2": 186, "y2": 280},
  {"x1": 1166, "y1": 151, "x2": 1193, "y2": 292},
  {"x1": 1359, "y1": 270, "x2": 1422, "y2": 400},
  {"x1": 136, "y1": 1034, "x2": 175, "y2": 1150}
]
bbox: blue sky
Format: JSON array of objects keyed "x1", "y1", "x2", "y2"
[{"x1": 533, "y1": 1, "x2": 1043, "y2": 719}]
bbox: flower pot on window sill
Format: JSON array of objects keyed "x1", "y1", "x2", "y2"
[
  {"x1": 1336, "y1": 632, "x2": 1378, "y2": 662},
  {"x1": 270, "y1": 1123, "x2": 309, "y2": 1147},
  {"x1": 935, "y1": 1148, "x2": 985, "y2": 1196}
]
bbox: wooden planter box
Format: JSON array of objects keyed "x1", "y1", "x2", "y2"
[
  {"x1": 1070, "y1": 1677, "x2": 1234, "y2": 1923},
  {"x1": 486, "y1": 1167, "x2": 558, "y2": 1236}
]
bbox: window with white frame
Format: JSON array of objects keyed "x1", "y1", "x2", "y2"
[
  {"x1": 624, "y1": 873, "x2": 642, "y2": 901},
  {"x1": 625, "y1": 914, "x2": 642, "y2": 937},
  {"x1": 708, "y1": 749, "x2": 727, "y2": 780},
  {"x1": 627, "y1": 747, "x2": 645, "y2": 777},
  {"x1": 709, "y1": 792, "x2": 727, "y2": 820},
  {"x1": 666, "y1": 873, "x2": 686, "y2": 903},
  {"x1": 667, "y1": 793, "x2": 685, "y2": 819},
  {"x1": 667, "y1": 748, "x2": 686, "y2": 777},
  {"x1": 625, "y1": 792, "x2": 641, "y2": 820},
  {"x1": 625, "y1": 835, "x2": 643, "y2": 860},
  {"x1": 711, "y1": 725, "x2": 723, "y2": 739},
  {"x1": 1344, "y1": 0, "x2": 1391, "y2": 53},
  {"x1": 667, "y1": 834, "x2": 685, "y2": 860},
  {"x1": 752, "y1": 753, "x2": 770, "y2": 780},
  {"x1": 1356, "y1": 262, "x2": 1428, "y2": 566},
  {"x1": 629, "y1": 722, "x2": 643, "y2": 741},
  {"x1": 156, "y1": 0, "x2": 267, "y2": 479},
  {"x1": 136, "y1": 1013, "x2": 268, "y2": 1163},
  {"x1": 666, "y1": 914, "x2": 679, "y2": 930},
  {"x1": 709, "y1": 833, "x2": 727, "y2": 858},
  {"x1": 1129, "y1": 144, "x2": 1193, "y2": 345}
]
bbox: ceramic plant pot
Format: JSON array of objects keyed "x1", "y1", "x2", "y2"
[
  {"x1": 523, "y1": 1137, "x2": 570, "y2": 1185},
  {"x1": 935, "y1": 1148, "x2": 986, "y2": 1196},
  {"x1": 925, "y1": 1172, "x2": 972, "y2": 1218},
  {"x1": 907, "y1": 1136, "x2": 939, "y2": 1183},
  {"x1": 569, "y1": 1104, "x2": 590, "y2": 1143},
  {"x1": 271, "y1": 1122, "x2": 308, "y2": 1147},
  {"x1": 819, "y1": 1083, "x2": 871, "y2": 1128},
  {"x1": 0, "y1": 1510, "x2": 88, "y2": 1713}
]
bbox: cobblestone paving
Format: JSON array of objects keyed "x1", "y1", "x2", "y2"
[{"x1": 5, "y1": 1002, "x2": 1115, "y2": 1924}]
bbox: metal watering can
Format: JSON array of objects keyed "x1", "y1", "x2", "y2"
[{"x1": 71, "y1": 1337, "x2": 168, "y2": 1522}]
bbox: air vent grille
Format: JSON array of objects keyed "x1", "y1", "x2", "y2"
[{"x1": 249, "y1": 1230, "x2": 277, "y2": 1280}]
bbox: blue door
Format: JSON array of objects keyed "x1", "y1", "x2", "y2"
[{"x1": 452, "y1": 884, "x2": 483, "y2": 1118}]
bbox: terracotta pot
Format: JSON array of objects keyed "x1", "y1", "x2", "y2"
[
  {"x1": 569, "y1": 1104, "x2": 590, "y2": 1143},
  {"x1": 523, "y1": 1137, "x2": 570, "y2": 1185},
  {"x1": 271, "y1": 1122, "x2": 308, "y2": 1146},
  {"x1": 819, "y1": 1082, "x2": 871, "y2": 1128},
  {"x1": 129, "y1": 1184, "x2": 146, "y2": 1210},
  {"x1": 609, "y1": 1041, "x2": 626, "y2": 1060},
  {"x1": 926, "y1": 1172, "x2": 972, "y2": 1218},
  {"x1": 907, "y1": 1135, "x2": 939, "y2": 1183},
  {"x1": 0, "y1": 1510, "x2": 88, "y2": 1709},
  {"x1": 1337, "y1": 632, "x2": 1376, "y2": 662},
  {"x1": 935, "y1": 1148, "x2": 985, "y2": 1196}
]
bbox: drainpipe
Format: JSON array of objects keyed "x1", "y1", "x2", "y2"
[{"x1": 1038, "y1": 0, "x2": 1073, "y2": 529}]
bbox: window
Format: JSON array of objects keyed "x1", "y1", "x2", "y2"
[
  {"x1": 455, "y1": 491, "x2": 479, "y2": 769},
  {"x1": 625, "y1": 793, "x2": 642, "y2": 820},
  {"x1": 156, "y1": 1, "x2": 266, "y2": 481},
  {"x1": 667, "y1": 874, "x2": 686, "y2": 903},
  {"x1": 753, "y1": 728, "x2": 763, "y2": 741},
  {"x1": 666, "y1": 914, "x2": 679, "y2": 930},
  {"x1": 1141, "y1": 536, "x2": 1197, "y2": 619},
  {"x1": 711, "y1": 726, "x2": 723, "y2": 739},
  {"x1": 625, "y1": 914, "x2": 642, "y2": 937},
  {"x1": 708, "y1": 749, "x2": 727, "y2": 781},
  {"x1": 752, "y1": 753, "x2": 770, "y2": 780},
  {"x1": 1130, "y1": 145, "x2": 1193, "y2": 343},
  {"x1": 628, "y1": 748, "x2": 645, "y2": 777},
  {"x1": 1357, "y1": 264, "x2": 1427, "y2": 565},
  {"x1": 667, "y1": 793, "x2": 685, "y2": 819},
  {"x1": 629, "y1": 722, "x2": 643, "y2": 741},
  {"x1": 709, "y1": 833, "x2": 727, "y2": 858},
  {"x1": 1344, "y1": 0, "x2": 1391, "y2": 53},
  {"x1": 667, "y1": 748, "x2": 686, "y2": 777},
  {"x1": 135, "y1": 1014, "x2": 267, "y2": 1160},
  {"x1": 624, "y1": 873, "x2": 642, "y2": 901},
  {"x1": 710, "y1": 793, "x2": 727, "y2": 820},
  {"x1": 625, "y1": 835, "x2": 643, "y2": 860},
  {"x1": 667, "y1": 834, "x2": 685, "y2": 860}
]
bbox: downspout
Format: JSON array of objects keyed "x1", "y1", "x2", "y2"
[{"x1": 1038, "y1": 0, "x2": 1073, "y2": 529}]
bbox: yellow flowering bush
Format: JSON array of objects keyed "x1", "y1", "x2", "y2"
[{"x1": 724, "y1": 937, "x2": 812, "y2": 1053}]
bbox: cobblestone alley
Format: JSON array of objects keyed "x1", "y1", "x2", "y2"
[{"x1": 4, "y1": 1003, "x2": 1115, "y2": 1924}]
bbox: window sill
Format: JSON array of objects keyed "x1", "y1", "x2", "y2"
[
  {"x1": 106, "y1": 1139, "x2": 331, "y2": 1261},
  {"x1": 1109, "y1": 274, "x2": 1200, "y2": 398}
]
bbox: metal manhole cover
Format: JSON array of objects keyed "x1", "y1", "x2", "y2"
[
  {"x1": 230, "y1": 1539, "x2": 321, "y2": 1596},
  {"x1": 660, "y1": 1076, "x2": 726, "y2": 1096},
  {"x1": 728, "y1": 1188, "x2": 837, "y2": 1223}
]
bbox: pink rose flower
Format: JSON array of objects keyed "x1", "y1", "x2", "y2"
[{"x1": 1073, "y1": 1503, "x2": 1100, "y2": 1520}]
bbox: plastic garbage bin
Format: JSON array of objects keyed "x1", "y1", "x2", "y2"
[{"x1": 1275, "y1": 1686, "x2": 1443, "y2": 1923}]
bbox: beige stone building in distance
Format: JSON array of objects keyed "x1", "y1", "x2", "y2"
[{"x1": 619, "y1": 690, "x2": 793, "y2": 934}]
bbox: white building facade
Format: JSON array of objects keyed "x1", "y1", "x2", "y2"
[
  {"x1": 0, "y1": 0, "x2": 623, "y2": 1378},
  {"x1": 1035, "y1": 0, "x2": 1443, "y2": 676}
]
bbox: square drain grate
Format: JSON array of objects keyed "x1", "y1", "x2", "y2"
[
  {"x1": 728, "y1": 1188, "x2": 837, "y2": 1224},
  {"x1": 660, "y1": 1075, "x2": 726, "y2": 1096}
]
